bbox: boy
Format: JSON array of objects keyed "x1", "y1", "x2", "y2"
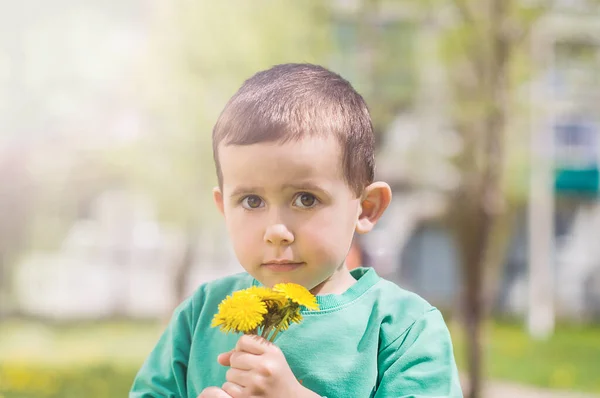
[{"x1": 130, "y1": 63, "x2": 463, "y2": 398}]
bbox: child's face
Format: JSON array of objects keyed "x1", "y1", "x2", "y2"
[{"x1": 214, "y1": 136, "x2": 363, "y2": 294}]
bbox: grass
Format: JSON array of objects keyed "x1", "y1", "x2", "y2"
[
  {"x1": 0, "y1": 320, "x2": 163, "y2": 367},
  {"x1": 0, "y1": 320, "x2": 164, "y2": 398},
  {"x1": 0, "y1": 318, "x2": 599, "y2": 397},
  {"x1": 450, "y1": 319, "x2": 600, "y2": 394}
]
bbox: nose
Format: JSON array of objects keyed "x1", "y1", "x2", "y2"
[{"x1": 264, "y1": 224, "x2": 294, "y2": 246}]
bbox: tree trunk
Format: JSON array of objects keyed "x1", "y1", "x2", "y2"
[
  {"x1": 455, "y1": 114, "x2": 506, "y2": 398},
  {"x1": 483, "y1": 204, "x2": 518, "y2": 315},
  {"x1": 450, "y1": 0, "x2": 510, "y2": 395},
  {"x1": 453, "y1": 185, "x2": 492, "y2": 398}
]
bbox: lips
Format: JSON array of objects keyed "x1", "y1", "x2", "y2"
[{"x1": 261, "y1": 261, "x2": 304, "y2": 272}]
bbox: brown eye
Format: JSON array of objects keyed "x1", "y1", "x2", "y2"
[
  {"x1": 294, "y1": 193, "x2": 317, "y2": 208},
  {"x1": 242, "y1": 195, "x2": 263, "y2": 209}
]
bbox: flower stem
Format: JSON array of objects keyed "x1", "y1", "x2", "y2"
[
  {"x1": 261, "y1": 325, "x2": 273, "y2": 339},
  {"x1": 269, "y1": 325, "x2": 282, "y2": 342},
  {"x1": 269, "y1": 311, "x2": 290, "y2": 342}
]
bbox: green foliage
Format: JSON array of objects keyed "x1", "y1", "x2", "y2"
[
  {"x1": 0, "y1": 363, "x2": 138, "y2": 398},
  {"x1": 451, "y1": 320, "x2": 600, "y2": 393},
  {"x1": 0, "y1": 320, "x2": 162, "y2": 398},
  {"x1": 330, "y1": 3, "x2": 418, "y2": 140},
  {"x1": 367, "y1": 20, "x2": 418, "y2": 137}
]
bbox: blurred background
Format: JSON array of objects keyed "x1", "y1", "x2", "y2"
[{"x1": 1, "y1": 0, "x2": 599, "y2": 397}]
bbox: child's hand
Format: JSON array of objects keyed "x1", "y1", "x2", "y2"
[
  {"x1": 217, "y1": 335, "x2": 319, "y2": 398},
  {"x1": 197, "y1": 387, "x2": 233, "y2": 398}
]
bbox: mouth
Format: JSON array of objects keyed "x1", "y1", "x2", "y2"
[{"x1": 261, "y1": 261, "x2": 305, "y2": 272}]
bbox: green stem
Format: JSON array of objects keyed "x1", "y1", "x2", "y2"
[
  {"x1": 269, "y1": 312, "x2": 290, "y2": 342},
  {"x1": 261, "y1": 325, "x2": 273, "y2": 339},
  {"x1": 269, "y1": 326, "x2": 282, "y2": 342}
]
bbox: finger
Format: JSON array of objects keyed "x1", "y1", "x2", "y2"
[
  {"x1": 235, "y1": 334, "x2": 271, "y2": 355},
  {"x1": 222, "y1": 381, "x2": 244, "y2": 398},
  {"x1": 197, "y1": 386, "x2": 233, "y2": 398},
  {"x1": 217, "y1": 350, "x2": 234, "y2": 366},
  {"x1": 229, "y1": 351, "x2": 261, "y2": 371},
  {"x1": 226, "y1": 367, "x2": 248, "y2": 387}
]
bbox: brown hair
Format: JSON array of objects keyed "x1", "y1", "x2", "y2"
[{"x1": 212, "y1": 63, "x2": 374, "y2": 196}]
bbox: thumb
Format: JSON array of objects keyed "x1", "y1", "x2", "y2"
[
  {"x1": 217, "y1": 350, "x2": 234, "y2": 366},
  {"x1": 198, "y1": 386, "x2": 232, "y2": 398}
]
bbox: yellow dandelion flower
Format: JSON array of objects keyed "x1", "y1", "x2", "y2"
[
  {"x1": 211, "y1": 290, "x2": 268, "y2": 333},
  {"x1": 273, "y1": 283, "x2": 319, "y2": 311},
  {"x1": 245, "y1": 286, "x2": 287, "y2": 307}
]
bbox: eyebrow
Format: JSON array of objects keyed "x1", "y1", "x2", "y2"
[
  {"x1": 228, "y1": 182, "x2": 328, "y2": 199},
  {"x1": 281, "y1": 182, "x2": 327, "y2": 193},
  {"x1": 229, "y1": 186, "x2": 265, "y2": 199}
]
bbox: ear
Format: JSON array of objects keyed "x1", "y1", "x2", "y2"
[
  {"x1": 356, "y1": 182, "x2": 392, "y2": 234},
  {"x1": 213, "y1": 187, "x2": 225, "y2": 216}
]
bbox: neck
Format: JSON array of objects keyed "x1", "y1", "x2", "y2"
[{"x1": 310, "y1": 264, "x2": 357, "y2": 295}]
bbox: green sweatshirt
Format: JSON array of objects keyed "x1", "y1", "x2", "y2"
[{"x1": 130, "y1": 267, "x2": 463, "y2": 397}]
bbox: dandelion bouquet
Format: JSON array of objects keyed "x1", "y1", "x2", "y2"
[{"x1": 211, "y1": 283, "x2": 319, "y2": 342}]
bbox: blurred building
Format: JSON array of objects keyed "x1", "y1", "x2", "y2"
[
  {"x1": 15, "y1": 189, "x2": 242, "y2": 320},
  {"x1": 357, "y1": 3, "x2": 600, "y2": 321}
]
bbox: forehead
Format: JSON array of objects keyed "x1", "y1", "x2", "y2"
[{"x1": 218, "y1": 136, "x2": 344, "y2": 191}]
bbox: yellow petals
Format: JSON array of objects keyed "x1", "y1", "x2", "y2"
[
  {"x1": 211, "y1": 290, "x2": 268, "y2": 333},
  {"x1": 273, "y1": 283, "x2": 320, "y2": 311},
  {"x1": 212, "y1": 282, "x2": 318, "y2": 341},
  {"x1": 245, "y1": 286, "x2": 287, "y2": 306}
]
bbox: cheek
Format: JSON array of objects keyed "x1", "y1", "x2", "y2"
[
  {"x1": 224, "y1": 212, "x2": 262, "y2": 255},
  {"x1": 297, "y1": 206, "x2": 356, "y2": 261}
]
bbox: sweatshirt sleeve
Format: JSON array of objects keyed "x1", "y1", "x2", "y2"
[
  {"x1": 375, "y1": 308, "x2": 463, "y2": 398},
  {"x1": 129, "y1": 296, "x2": 195, "y2": 398}
]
